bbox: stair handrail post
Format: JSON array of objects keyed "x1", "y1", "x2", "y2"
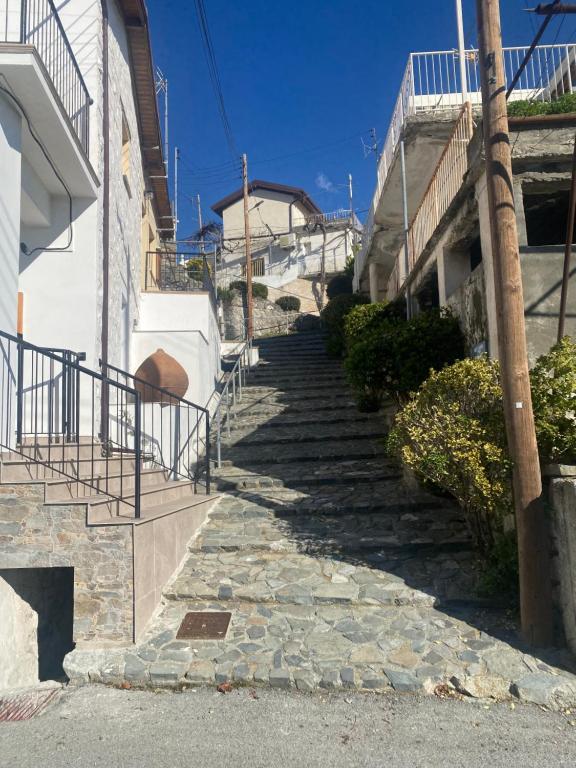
[
  {"x1": 16, "y1": 339, "x2": 24, "y2": 446},
  {"x1": 134, "y1": 388, "x2": 142, "y2": 519},
  {"x1": 216, "y1": 409, "x2": 222, "y2": 469},
  {"x1": 204, "y1": 411, "x2": 211, "y2": 494}
]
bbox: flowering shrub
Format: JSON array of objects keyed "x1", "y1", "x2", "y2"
[
  {"x1": 530, "y1": 337, "x2": 576, "y2": 465},
  {"x1": 387, "y1": 357, "x2": 512, "y2": 551}
]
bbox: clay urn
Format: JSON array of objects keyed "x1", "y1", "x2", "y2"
[{"x1": 133, "y1": 349, "x2": 189, "y2": 404}]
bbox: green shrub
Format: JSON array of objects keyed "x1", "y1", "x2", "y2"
[
  {"x1": 387, "y1": 357, "x2": 513, "y2": 552},
  {"x1": 185, "y1": 257, "x2": 211, "y2": 278},
  {"x1": 327, "y1": 273, "x2": 353, "y2": 298},
  {"x1": 275, "y1": 296, "x2": 301, "y2": 312},
  {"x1": 344, "y1": 255, "x2": 355, "y2": 279},
  {"x1": 344, "y1": 309, "x2": 465, "y2": 408},
  {"x1": 344, "y1": 301, "x2": 392, "y2": 348},
  {"x1": 507, "y1": 92, "x2": 576, "y2": 118},
  {"x1": 253, "y1": 282, "x2": 268, "y2": 299},
  {"x1": 218, "y1": 288, "x2": 233, "y2": 303},
  {"x1": 320, "y1": 294, "x2": 369, "y2": 357},
  {"x1": 228, "y1": 280, "x2": 268, "y2": 300},
  {"x1": 531, "y1": 337, "x2": 576, "y2": 465}
]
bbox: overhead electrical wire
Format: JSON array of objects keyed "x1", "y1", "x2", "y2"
[{"x1": 193, "y1": 0, "x2": 239, "y2": 160}]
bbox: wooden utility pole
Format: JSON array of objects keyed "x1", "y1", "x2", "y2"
[
  {"x1": 242, "y1": 154, "x2": 254, "y2": 340},
  {"x1": 197, "y1": 193, "x2": 204, "y2": 254},
  {"x1": 477, "y1": 0, "x2": 553, "y2": 645}
]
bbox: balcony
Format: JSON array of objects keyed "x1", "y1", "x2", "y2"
[
  {"x1": 0, "y1": 0, "x2": 96, "y2": 197},
  {"x1": 355, "y1": 44, "x2": 576, "y2": 292},
  {"x1": 144, "y1": 251, "x2": 217, "y2": 310}
]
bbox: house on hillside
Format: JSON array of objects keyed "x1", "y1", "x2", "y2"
[
  {"x1": 354, "y1": 44, "x2": 576, "y2": 363},
  {"x1": 0, "y1": 0, "x2": 220, "y2": 690},
  {"x1": 212, "y1": 180, "x2": 361, "y2": 312}
]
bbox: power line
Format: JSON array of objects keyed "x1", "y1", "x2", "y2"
[{"x1": 193, "y1": 0, "x2": 239, "y2": 160}]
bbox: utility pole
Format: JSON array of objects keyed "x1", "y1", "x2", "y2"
[
  {"x1": 197, "y1": 193, "x2": 204, "y2": 254},
  {"x1": 455, "y1": 0, "x2": 468, "y2": 101},
  {"x1": 242, "y1": 153, "x2": 254, "y2": 340},
  {"x1": 348, "y1": 173, "x2": 354, "y2": 251},
  {"x1": 477, "y1": 0, "x2": 553, "y2": 645},
  {"x1": 174, "y1": 146, "x2": 179, "y2": 241}
]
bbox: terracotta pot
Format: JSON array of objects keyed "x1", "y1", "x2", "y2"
[{"x1": 134, "y1": 349, "x2": 189, "y2": 404}]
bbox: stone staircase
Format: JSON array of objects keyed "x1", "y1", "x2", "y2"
[
  {"x1": 0, "y1": 438, "x2": 218, "y2": 650},
  {"x1": 63, "y1": 332, "x2": 576, "y2": 702}
]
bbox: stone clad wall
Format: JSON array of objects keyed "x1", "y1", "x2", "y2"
[
  {"x1": 0, "y1": 483, "x2": 133, "y2": 644},
  {"x1": 222, "y1": 292, "x2": 301, "y2": 340}
]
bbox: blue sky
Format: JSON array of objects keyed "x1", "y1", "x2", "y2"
[{"x1": 147, "y1": 0, "x2": 576, "y2": 241}]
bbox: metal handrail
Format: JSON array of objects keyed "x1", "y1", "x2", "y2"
[
  {"x1": 213, "y1": 340, "x2": 252, "y2": 468},
  {"x1": 0, "y1": 329, "x2": 143, "y2": 518},
  {"x1": 101, "y1": 360, "x2": 211, "y2": 494}
]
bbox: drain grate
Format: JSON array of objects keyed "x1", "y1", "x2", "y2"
[
  {"x1": 176, "y1": 611, "x2": 232, "y2": 640},
  {"x1": 0, "y1": 686, "x2": 60, "y2": 722}
]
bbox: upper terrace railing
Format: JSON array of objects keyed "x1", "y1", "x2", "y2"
[
  {"x1": 357, "y1": 44, "x2": 576, "y2": 286},
  {"x1": 305, "y1": 209, "x2": 352, "y2": 227},
  {"x1": 145, "y1": 251, "x2": 217, "y2": 312},
  {"x1": 1, "y1": 0, "x2": 91, "y2": 155}
]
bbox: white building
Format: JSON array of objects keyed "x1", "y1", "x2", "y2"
[
  {"x1": 355, "y1": 44, "x2": 576, "y2": 362},
  {"x1": 212, "y1": 180, "x2": 360, "y2": 309},
  {"x1": 0, "y1": 0, "x2": 220, "y2": 407}
]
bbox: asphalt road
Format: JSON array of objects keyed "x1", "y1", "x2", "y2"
[{"x1": 1, "y1": 686, "x2": 576, "y2": 768}]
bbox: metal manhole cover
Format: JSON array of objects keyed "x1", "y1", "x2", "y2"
[
  {"x1": 176, "y1": 611, "x2": 232, "y2": 640},
  {"x1": 0, "y1": 686, "x2": 60, "y2": 722}
]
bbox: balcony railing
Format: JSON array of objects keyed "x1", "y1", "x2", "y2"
[
  {"x1": 356, "y1": 43, "x2": 576, "y2": 287},
  {"x1": 145, "y1": 251, "x2": 217, "y2": 311},
  {"x1": 1, "y1": 0, "x2": 91, "y2": 155}
]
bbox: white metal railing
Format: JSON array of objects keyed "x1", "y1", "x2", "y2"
[
  {"x1": 355, "y1": 44, "x2": 576, "y2": 290},
  {"x1": 306, "y1": 209, "x2": 352, "y2": 227},
  {"x1": 406, "y1": 102, "x2": 474, "y2": 276}
]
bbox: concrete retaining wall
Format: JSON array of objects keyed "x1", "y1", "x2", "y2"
[{"x1": 548, "y1": 469, "x2": 576, "y2": 654}]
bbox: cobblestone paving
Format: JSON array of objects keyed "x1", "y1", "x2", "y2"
[{"x1": 66, "y1": 332, "x2": 576, "y2": 709}]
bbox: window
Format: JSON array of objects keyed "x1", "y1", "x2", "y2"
[
  {"x1": 121, "y1": 109, "x2": 131, "y2": 191},
  {"x1": 242, "y1": 256, "x2": 266, "y2": 277}
]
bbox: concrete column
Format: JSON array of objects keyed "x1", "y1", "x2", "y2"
[
  {"x1": 514, "y1": 180, "x2": 528, "y2": 247},
  {"x1": 476, "y1": 173, "x2": 500, "y2": 358},
  {"x1": 369, "y1": 261, "x2": 381, "y2": 303},
  {"x1": 0, "y1": 93, "x2": 22, "y2": 335}
]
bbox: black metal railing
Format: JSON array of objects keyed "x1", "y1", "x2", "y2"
[
  {"x1": 145, "y1": 251, "x2": 217, "y2": 311},
  {"x1": 1, "y1": 0, "x2": 91, "y2": 155},
  {"x1": 101, "y1": 361, "x2": 211, "y2": 494},
  {"x1": 0, "y1": 330, "x2": 143, "y2": 518}
]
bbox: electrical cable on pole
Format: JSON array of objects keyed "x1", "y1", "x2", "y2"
[
  {"x1": 477, "y1": 0, "x2": 553, "y2": 646},
  {"x1": 197, "y1": 194, "x2": 204, "y2": 254}
]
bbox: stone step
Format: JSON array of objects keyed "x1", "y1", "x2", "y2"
[
  {"x1": 249, "y1": 372, "x2": 347, "y2": 385},
  {"x1": 3, "y1": 441, "x2": 109, "y2": 462},
  {"x1": 236, "y1": 390, "x2": 355, "y2": 405},
  {"x1": 216, "y1": 425, "x2": 389, "y2": 448},
  {"x1": 213, "y1": 461, "x2": 402, "y2": 491},
  {"x1": 219, "y1": 440, "x2": 385, "y2": 466},
  {"x1": 44, "y1": 466, "x2": 168, "y2": 502},
  {"x1": 165, "y1": 546, "x2": 477, "y2": 609},
  {"x1": 219, "y1": 410, "x2": 385, "y2": 430},
  {"x1": 227, "y1": 399, "x2": 359, "y2": 420},
  {"x1": 243, "y1": 383, "x2": 349, "y2": 397},
  {"x1": 0, "y1": 455, "x2": 139, "y2": 483},
  {"x1": 50, "y1": 477, "x2": 203, "y2": 518}
]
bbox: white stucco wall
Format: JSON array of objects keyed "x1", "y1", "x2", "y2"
[
  {"x1": 0, "y1": 93, "x2": 21, "y2": 336},
  {"x1": 0, "y1": 574, "x2": 39, "y2": 690},
  {"x1": 134, "y1": 293, "x2": 221, "y2": 409}
]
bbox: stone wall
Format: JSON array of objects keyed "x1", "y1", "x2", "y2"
[
  {"x1": 0, "y1": 483, "x2": 134, "y2": 645},
  {"x1": 447, "y1": 263, "x2": 489, "y2": 355},
  {"x1": 548, "y1": 470, "x2": 576, "y2": 655},
  {"x1": 222, "y1": 292, "x2": 301, "y2": 340}
]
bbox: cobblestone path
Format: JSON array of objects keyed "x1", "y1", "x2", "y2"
[{"x1": 68, "y1": 332, "x2": 576, "y2": 708}]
